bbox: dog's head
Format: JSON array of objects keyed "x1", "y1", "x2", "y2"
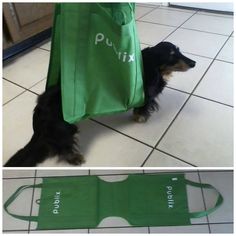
[{"x1": 144, "y1": 41, "x2": 196, "y2": 75}]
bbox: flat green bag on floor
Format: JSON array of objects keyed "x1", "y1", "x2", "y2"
[
  {"x1": 46, "y1": 3, "x2": 144, "y2": 123},
  {"x1": 4, "y1": 173, "x2": 223, "y2": 230}
]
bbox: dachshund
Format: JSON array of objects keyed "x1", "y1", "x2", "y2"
[{"x1": 4, "y1": 42, "x2": 196, "y2": 167}]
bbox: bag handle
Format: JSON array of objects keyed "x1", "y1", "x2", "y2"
[
  {"x1": 4, "y1": 183, "x2": 43, "y2": 222},
  {"x1": 185, "y1": 179, "x2": 223, "y2": 218}
]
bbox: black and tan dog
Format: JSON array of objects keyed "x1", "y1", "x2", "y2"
[
  {"x1": 134, "y1": 41, "x2": 195, "y2": 122},
  {"x1": 4, "y1": 42, "x2": 195, "y2": 167}
]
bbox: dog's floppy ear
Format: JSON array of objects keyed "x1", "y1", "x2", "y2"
[
  {"x1": 142, "y1": 44, "x2": 170, "y2": 68},
  {"x1": 142, "y1": 47, "x2": 158, "y2": 67}
]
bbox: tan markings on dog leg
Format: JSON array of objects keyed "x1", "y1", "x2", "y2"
[{"x1": 133, "y1": 114, "x2": 147, "y2": 123}]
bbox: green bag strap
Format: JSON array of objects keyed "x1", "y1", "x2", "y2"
[
  {"x1": 185, "y1": 179, "x2": 223, "y2": 218},
  {"x1": 4, "y1": 183, "x2": 43, "y2": 222}
]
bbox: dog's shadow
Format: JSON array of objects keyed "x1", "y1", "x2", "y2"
[
  {"x1": 77, "y1": 88, "x2": 200, "y2": 159},
  {"x1": 77, "y1": 110, "x2": 139, "y2": 155}
]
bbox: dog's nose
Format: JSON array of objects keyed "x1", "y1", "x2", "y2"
[{"x1": 189, "y1": 60, "x2": 196, "y2": 68}]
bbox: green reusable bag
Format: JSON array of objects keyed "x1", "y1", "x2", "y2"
[
  {"x1": 4, "y1": 173, "x2": 223, "y2": 230},
  {"x1": 46, "y1": 3, "x2": 144, "y2": 124}
]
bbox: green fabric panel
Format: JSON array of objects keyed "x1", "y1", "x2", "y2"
[
  {"x1": 46, "y1": 3, "x2": 144, "y2": 124},
  {"x1": 37, "y1": 176, "x2": 99, "y2": 229},
  {"x1": 36, "y1": 174, "x2": 190, "y2": 229},
  {"x1": 4, "y1": 173, "x2": 223, "y2": 230}
]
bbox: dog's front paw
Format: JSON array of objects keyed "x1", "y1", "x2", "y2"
[
  {"x1": 64, "y1": 153, "x2": 85, "y2": 165},
  {"x1": 133, "y1": 114, "x2": 148, "y2": 123}
]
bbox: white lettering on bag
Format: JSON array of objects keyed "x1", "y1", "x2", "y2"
[
  {"x1": 52, "y1": 191, "x2": 61, "y2": 214},
  {"x1": 129, "y1": 54, "x2": 135, "y2": 62},
  {"x1": 94, "y1": 33, "x2": 135, "y2": 63},
  {"x1": 166, "y1": 186, "x2": 175, "y2": 209},
  {"x1": 95, "y1": 33, "x2": 104, "y2": 45}
]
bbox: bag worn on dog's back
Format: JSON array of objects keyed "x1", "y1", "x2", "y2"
[
  {"x1": 4, "y1": 173, "x2": 223, "y2": 230},
  {"x1": 46, "y1": 3, "x2": 144, "y2": 123}
]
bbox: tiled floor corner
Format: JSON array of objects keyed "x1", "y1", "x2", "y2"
[
  {"x1": 2, "y1": 170, "x2": 233, "y2": 233},
  {"x1": 2, "y1": 4, "x2": 234, "y2": 167}
]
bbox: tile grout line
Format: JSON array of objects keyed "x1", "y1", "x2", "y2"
[
  {"x1": 28, "y1": 170, "x2": 37, "y2": 233},
  {"x1": 3, "y1": 76, "x2": 46, "y2": 94},
  {"x1": 3, "y1": 89, "x2": 29, "y2": 106},
  {"x1": 3, "y1": 76, "x2": 46, "y2": 106},
  {"x1": 183, "y1": 52, "x2": 233, "y2": 63},
  {"x1": 166, "y1": 86, "x2": 233, "y2": 108},
  {"x1": 136, "y1": 5, "x2": 161, "y2": 21},
  {"x1": 188, "y1": 32, "x2": 233, "y2": 96},
  {"x1": 89, "y1": 118, "x2": 153, "y2": 149},
  {"x1": 28, "y1": 77, "x2": 47, "y2": 92},
  {"x1": 141, "y1": 30, "x2": 234, "y2": 167},
  {"x1": 90, "y1": 89, "x2": 229, "y2": 167},
  {"x1": 215, "y1": 58, "x2": 233, "y2": 64},
  {"x1": 141, "y1": 148, "x2": 155, "y2": 167},
  {"x1": 90, "y1": 118, "x2": 196, "y2": 167},
  {"x1": 162, "y1": 10, "x2": 199, "y2": 42},
  {"x1": 155, "y1": 148, "x2": 196, "y2": 167},
  {"x1": 153, "y1": 6, "x2": 197, "y2": 14},
  {"x1": 3, "y1": 77, "x2": 39, "y2": 98},
  {"x1": 140, "y1": 94, "x2": 193, "y2": 167},
  {"x1": 138, "y1": 19, "x2": 231, "y2": 37},
  {"x1": 191, "y1": 94, "x2": 233, "y2": 108},
  {"x1": 180, "y1": 26, "x2": 232, "y2": 37},
  {"x1": 137, "y1": 11, "x2": 232, "y2": 37},
  {"x1": 37, "y1": 47, "x2": 50, "y2": 53}
]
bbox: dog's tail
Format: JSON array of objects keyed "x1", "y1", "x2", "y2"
[{"x1": 4, "y1": 134, "x2": 50, "y2": 167}]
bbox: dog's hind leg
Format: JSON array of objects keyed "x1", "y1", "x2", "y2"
[
  {"x1": 58, "y1": 133, "x2": 85, "y2": 166},
  {"x1": 61, "y1": 148, "x2": 85, "y2": 166},
  {"x1": 49, "y1": 122, "x2": 84, "y2": 165}
]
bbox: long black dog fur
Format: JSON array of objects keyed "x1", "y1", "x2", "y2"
[{"x1": 4, "y1": 42, "x2": 196, "y2": 167}]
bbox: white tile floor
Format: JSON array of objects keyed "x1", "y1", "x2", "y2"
[
  {"x1": 2, "y1": 170, "x2": 233, "y2": 233},
  {"x1": 2, "y1": 4, "x2": 234, "y2": 167}
]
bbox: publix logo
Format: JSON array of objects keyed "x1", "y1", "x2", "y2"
[
  {"x1": 52, "y1": 191, "x2": 61, "y2": 214},
  {"x1": 166, "y1": 186, "x2": 175, "y2": 209},
  {"x1": 166, "y1": 178, "x2": 178, "y2": 209},
  {"x1": 95, "y1": 33, "x2": 135, "y2": 63}
]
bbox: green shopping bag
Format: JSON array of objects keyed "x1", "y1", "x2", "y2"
[
  {"x1": 4, "y1": 173, "x2": 223, "y2": 230},
  {"x1": 46, "y1": 3, "x2": 144, "y2": 124}
]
